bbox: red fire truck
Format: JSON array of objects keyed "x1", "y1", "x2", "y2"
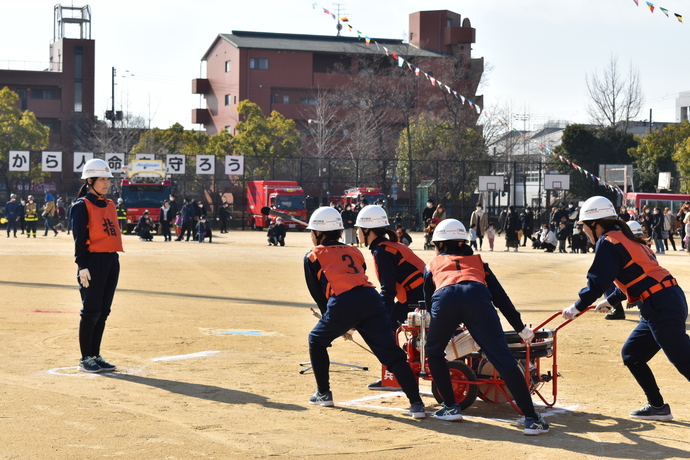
[
  {"x1": 120, "y1": 160, "x2": 172, "y2": 233},
  {"x1": 246, "y1": 180, "x2": 307, "y2": 230},
  {"x1": 329, "y1": 187, "x2": 386, "y2": 208}
]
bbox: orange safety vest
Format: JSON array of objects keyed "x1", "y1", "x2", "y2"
[
  {"x1": 83, "y1": 198, "x2": 124, "y2": 253},
  {"x1": 604, "y1": 230, "x2": 674, "y2": 302},
  {"x1": 309, "y1": 245, "x2": 373, "y2": 298},
  {"x1": 427, "y1": 254, "x2": 487, "y2": 293},
  {"x1": 373, "y1": 240, "x2": 426, "y2": 304}
]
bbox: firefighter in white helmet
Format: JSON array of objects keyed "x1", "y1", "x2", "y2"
[
  {"x1": 303, "y1": 207, "x2": 426, "y2": 417},
  {"x1": 355, "y1": 205, "x2": 426, "y2": 391},
  {"x1": 71, "y1": 158, "x2": 124, "y2": 373},
  {"x1": 423, "y1": 219, "x2": 549, "y2": 434},
  {"x1": 563, "y1": 196, "x2": 690, "y2": 421}
]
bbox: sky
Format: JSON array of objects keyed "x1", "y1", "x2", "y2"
[{"x1": 1, "y1": 0, "x2": 688, "y2": 132}]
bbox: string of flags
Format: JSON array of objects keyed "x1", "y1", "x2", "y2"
[
  {"x1": 632, "y1": 0, "x2": 683, "y2": 23},
  {"x1": 311, "y1": 2, "x2": 482, "y2": 115},
  {"x1": 310, "y1": 3, "x2": 623, "y2": 195}
]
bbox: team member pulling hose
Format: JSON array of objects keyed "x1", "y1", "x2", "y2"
[
  {"x1": 71, "y1": 158, "x2": 124, "y2": 373},
  {"x1": 303, "y1": 207, "x2": 427, "y2": 418},
  {"x1": 563, "y1": 196, "x2": 690, "y2": 421},
  {"x1": 423, "y1": 219, "x2": 549, "y2": 434},
  {"x1": 355, "y1": 205, "x2": 426, "y2": 391}
]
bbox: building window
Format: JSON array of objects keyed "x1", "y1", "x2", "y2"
[
  {"x1": 234, "y1": 95, "x2": 237, "y2": 104},
  {"x1": 31, "y1": 89, "x2": 55, "y2": 99},
  {"x1": 225, "y1": 60, "x2": 231, "y2": 72},
  {"x1": 271, "y1": 94, "x2": 278, "y2": 104},
  {"x1": 300, "y1": 96, "x2": 317, "y2": 105},
  {"x1": 225, "y1": 94, "x2": 232, "y2": 106},
  {"x1": 74, "y1": 82, "x2": 83, "y2": 112},
  {"x1": 16, "y1": 89, "x2": 27, "y2": 110},
  {"x1": 249, "y1": 58, "x2": 269, "y2": 70},
  {"x1": 225, "y1": 126, "x2": 231, "y2": 132},
  {"x1": 74, "y1": 47, "x2": 83, "y2": 113},
  {"x1": 283, "y1": 95, "x2": 289, "y2": 104}
]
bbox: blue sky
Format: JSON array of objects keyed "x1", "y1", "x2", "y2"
[{"x1": 2, "y1": 0, "x2": 688, "y2": 131}]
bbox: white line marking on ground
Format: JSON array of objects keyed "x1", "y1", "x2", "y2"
[
  {"x1": 45, "y1": 367, "x2": 98, "y2": 378},
  {"x1": 151, "y1": 350, "x2": 220, "y2": 362}
]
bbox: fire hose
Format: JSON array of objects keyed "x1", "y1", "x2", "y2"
[{"x1": 310, "y1": 308, "x2": 374, "y2": 355}]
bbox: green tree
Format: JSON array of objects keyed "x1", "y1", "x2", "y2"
[
  {"x1": 552, "y1": 124, "x2": 637, "y2": 200},
  {"x1": 629, "y1": 121, "x2": 690, "y2": 192},
  {"x1": 233, "y1": 100, "x2": 300, "y2": 178},
  {"x1": 672, "y1": 134, "x2": 690, "y2": 194},
  {"x1": 0, "y1": 87, "x2": 51, "y2": 196},
  {"x1": 396, "y1": 113, "x2": 487, "y2": 205}
]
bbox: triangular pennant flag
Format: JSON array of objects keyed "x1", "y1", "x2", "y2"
[
  {"x1": 468, "y1": 100, "x2": 474, "y2": 108},
  {"x1": 632, "y1": 0, "x2": 638, "y2": 5},
  {"x1": 414, "y1": 67, "x2": 420, "y2": 76},
  {"x1": 374, "y1": 41, "x2": 380, "y2": 50},
  {"x1": 452, "y1": 90, "x2": 458, "y2": 98},
  {"x1": 323, "y1": 8, "x2": 330, "y2": 14},
  {"x1": 660, "y1": 7, "x2": 669, "y2": 16},
  {"x1": 391, "y1": 51, "x2": 398, "y2": 60},
  {"x1": 348, "y1": 24, "x2": 353, "y2": 32},
  {"x1": 475, "y1": 105, "x2": 481, "y2": 114},
  {"x1": 407, "y1": 62, "x2": 413, "y2": 71},
  {"x1": 398, "y1": 56, "x2": 404, "y2": 67},
  {"x1": 675, "y1": 13, "x2": 683, "y2": 22},
  {"x1": 383, "y1": 46, "x2": 388, "y2": 55},
  {"x1": 365, "y1": 37, "x2": 371, "y2": 46},
  {"x1": 429, "y1": 76, "x2": 436, "y2": 86},
  {"x1": 340, "y1": 16, "x2": 348, "y2": 22},
  {"x1": 423, "y1": 72, "x2": 429, "y2": 80},
  {"x1": 445, "y1": 84, "x2": 452, "y2": 94},
  {"x1": 312, "y1": 2, "x2": 317, "y2": 9},
  {"x1": 331, "y1": 13, "x2": 336, "y2": 19},
  {"x1": 460, "y1": 95, "x2": 465, "y2": 104},
  {"x1": 646, "y1": 2, "x2": 654, "y2": 13},
  {"x1": 572, "y1": 162, "x2": 579, "y2": 169}
]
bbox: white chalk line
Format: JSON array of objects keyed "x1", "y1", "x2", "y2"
[
  {"x1": 340, "y1": 390, "x2": 578, "y2": 422},
  {"x1": 151, "y1": 350, "x2": 220, "y2": 361}
]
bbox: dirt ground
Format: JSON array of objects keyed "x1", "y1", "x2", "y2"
[{"x1": 1, "y1": 228, "x2": 689, "y2": 459}]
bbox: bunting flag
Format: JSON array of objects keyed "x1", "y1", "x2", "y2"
[
  {"x1": 646, "y1": 2, "x2": 654, "y2": 13},
  {"x1": 676, "y1": 13, "x2": 683, "y2": 22},
  {"x1": 632, "y1": 0, "x2": 639, "y2": 4},
  {"x1": 631, "y1": 0, "x2": 685, "y2": 22},
  {"x1": 310, "y1": 2, "x2": 483, "y2": 115},
  {"x1": 660, "y1": 7, "x2": 669, "y2": 16}
]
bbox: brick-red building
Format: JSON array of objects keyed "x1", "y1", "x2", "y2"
[
  {"x1": 0, "y1": 5, "x2": 95, "y2": 151},
  {"x1": 192, "y1": 10, "x2": 483, "y2": 139}
]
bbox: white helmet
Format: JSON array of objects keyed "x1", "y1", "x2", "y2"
[
  {"x1": 117, "y1": 197, "x2": 123, "y2": 204},
  {"x1": 307, "y1": 207, "x2": 344, "y2": 231},
  {"x1": 355, "y1": 205, "x2": 389, "y2": 228},
  {"x1": 432, "y1": 219, "x2": 468, "y2": 242},
  {"x1": 81, "y1": 158, "x2": 113, "y2": 179},
  {"x1": 627, "y1": 220, "x2": 644, "y2": 235},
  {"x1": 577, "y1": 196, "x2": 617, "y2": 223}
]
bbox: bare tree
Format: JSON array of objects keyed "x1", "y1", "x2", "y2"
[{"x1": 586, "y1": 55, "x2": 643, "y2": 133}]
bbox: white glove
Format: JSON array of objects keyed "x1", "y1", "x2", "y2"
[
  {"x1": 562, "y1": 304, "x2": 580, "y2": 320},
  {"x1": 518, "y1": 327, "x2": 534, "y2": 343},
  {"x1": 78, "y1": 269, "x2": 91, "y2": 288},
  {"x1": 594, "y1": 299, "x2": 612, "y2": 313}
]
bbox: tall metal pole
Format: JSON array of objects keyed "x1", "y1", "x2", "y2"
[{"x1": 111, "y1": 67, "x2": 116, "y2": 128}]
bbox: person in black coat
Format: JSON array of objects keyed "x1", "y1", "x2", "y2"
[
  {"x1": 520, "y1": 207, "x2": 534, "y2": 247},
  {"x1": 218, "y1": 203, "x2": 230, "y2": 233},
  {"x1": 422, "y1": 198, "x2": 435, "y2": 225},
  {"x1": 503, "y1": 205, "x2": 520, "y2": 251}
]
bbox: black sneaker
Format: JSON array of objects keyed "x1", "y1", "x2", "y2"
[
  {"x1": 605, "y1": 308, "x2": 625, "y2": 320},
  {"x1": 630, "y1": 403, "x2": 673, "y2": 421},
  {"x1": 524, "y1": 413, "x2": 549, "y2": 435},
  {"x1": 408, "y1": 401, "x2": 427, "y2": 419},
  {"x1": 367, "y1": 379, "x2": 402, "y2": 391},
  {"x1": 78, "y1": 356, "x2": 102, "y2": 373},
  {"x1": 93, "y1": 355, "x2": 116, "y2": 371},
  {"x1": 309, "y1": 391, "x2": 334, "y2": 407},
  {"x1": 433, "y1": 403, "x2": 462, "y2": 421}
]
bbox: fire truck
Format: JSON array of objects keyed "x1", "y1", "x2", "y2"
[
  {"x1": 329, "y1": 187, "x2": 387, "y2": 208},
  {"x1": 120, "y1": 160, "x2": 172, "y2": 233},
  {"x1": 246, "y1": 180, "x2": 307, "y2": 230}
]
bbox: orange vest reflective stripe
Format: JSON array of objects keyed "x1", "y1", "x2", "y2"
[
  {"x1": 374, "y1": 240, "x2": 426, "y2": 304},
  {"x1": 428, "y1": 254, "x2": 487, "y2": 292},
  {"x1": 604, "y1": 230, "x2": 673, "y2": 302},
  {"x1": 83, "y1": 198, "x2": 124, "y2": 253},
  {"x1": 310, "y1": 245, "x2": 373, "y2": 297}
]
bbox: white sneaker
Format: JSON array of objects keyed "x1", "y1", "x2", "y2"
[
  {"x1": 504, "y1": 248, "x2": 509, "y2": 252},
  {"x1": 514, "y1": 248, "x2": 518, "y2": 252}
]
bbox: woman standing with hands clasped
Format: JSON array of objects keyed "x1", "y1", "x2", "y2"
[
  {"x1": 355, "y1": 205, "x2": 426, "y2": 391},
  {"x1": 423, "y1": 219, "x2": 549, "y2": 434},
  {"x1": 71, "y1": 159, "x2": 124, "y2": 373},
  {"x1": 562, "y1": 196, "x2": 690, "y2": 421}
]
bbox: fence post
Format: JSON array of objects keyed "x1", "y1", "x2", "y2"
[{"x1": 356, "y1": 158, "x2": 359, "y2": 188}]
